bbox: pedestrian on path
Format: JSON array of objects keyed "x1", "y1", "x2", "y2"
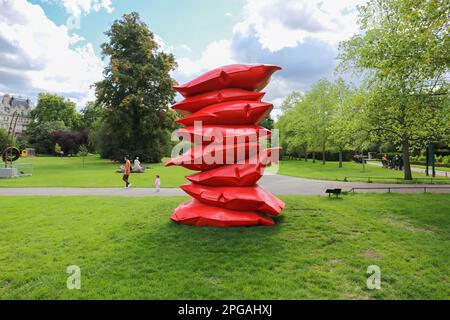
[{"x1": 123, "y1": 155, "x2": 132, "y2": 188}]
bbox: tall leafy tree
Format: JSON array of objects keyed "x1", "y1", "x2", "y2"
[
  {"x1": 78, "y1": 101, "x2": 102, "y2": 129},
  {"x1": 275, "y1": 92, "x2": 306, "y2": 159},
  {"x1": 31, "y1": 93, "x2": 79, "y2": 128},
  {"x1": 94, "y1": 12, "x2": 177, "y2": 162},
  {"x1": 338, "y1": 0, "x2": 449, "y2": 179},
  {"x1": 303, "y1": 79, "x2": 335, "y2": 164},
  {"x1": 328, "y1": 79, "x2": 358, "y2": 167}
]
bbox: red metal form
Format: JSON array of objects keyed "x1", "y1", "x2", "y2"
[
  {"x1": 167, "y1": 64, "x2": 283, "y2": 227},
  {"x1": 171, "y1": 199, "x2": 274, "y2": 227},
  {"x1": 165, "y1": 142, "x2": 260, "y2": 171},
  {"x1": 171, "y1": 88, "x2": 265, "y2": 116},
  {"x1": 173, "y1": 64, "x2": 282, "y2": 97},
  {"x1": 176, "y1": 101, "x2": 273, "y2": 126},
  {"x1": 174, "y1": 125, "x2": 271, "y2": 145},
  {"x1": 185, "y1": 147, "x2": 280, "y2": 187},
  {"x1": 180, "y1": 184, "x2": 285, "y2": 216}
]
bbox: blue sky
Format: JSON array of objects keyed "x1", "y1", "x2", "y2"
[{"x1": 0, "y1": 0, "x2": 366, "y2": 111}]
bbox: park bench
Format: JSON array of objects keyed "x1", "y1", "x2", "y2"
[{"x1": 325, "y1": 188, "x2": 342, "y2": 198}]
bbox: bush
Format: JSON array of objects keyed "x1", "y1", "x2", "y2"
[
  {"x1": 443, "y1": 155, "x2": 450, "y2": 164},
  {"x1": 52, "y1": 129, "x2": 89, "y2": 156}
]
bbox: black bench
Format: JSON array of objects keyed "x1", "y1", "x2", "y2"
[{"x1": 326, "y1": 188, "x2": 342, "y2": 198}]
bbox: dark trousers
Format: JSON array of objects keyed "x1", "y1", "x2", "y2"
[{"x1": 123, "y1": 174, "x2": 130, "y2": 187}]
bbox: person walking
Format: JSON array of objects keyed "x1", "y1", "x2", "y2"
[{"x1": 123, "y1": 155, "x2": 132, "y2": 188}]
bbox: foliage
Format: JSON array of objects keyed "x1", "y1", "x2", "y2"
[
  {"x1": 31, "y1": 93, "x2": 79, "y2": 128},
  {"x1": 275, "y1": 80, "x2": 366, "y2": 166},
  {"x1": 52, "y1": 129, "x2": 89, "y2": 156},
  {"x1": 94, "y1": 12, "x2": 178, "y2": 163},
  {"x1": 260, "y1": 115, "x2": 274, "y2": 130},
  {"x1": 338, "y1": 0, "x2": 450, "y2": 179},
  {"x1": 54, "y1": 143, "x2": 62, "y2": 155},
  {"x1": 26, "y1": 121, "x2": 67, "y2": 154},
  {"x1": 78, "y1": 101, "x2": 102, "y2": 129},
  {"x1": 0, "y1": 128, "x2": 11, "y2": 152}
]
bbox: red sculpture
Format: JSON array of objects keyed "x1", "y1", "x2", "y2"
[
  {"x1": 176, "y1": 101, "x2": 273, "y2": 126},
  {"x1": 171, "y1": 88, "x2": 265, "y2": 115},
  {"x1": 185, "y1": 147, "x2": 280, "y2": 187},
  {"x1": 167, "y1": 63, "x2": 284, "y2": 227},
  {"x1": 171, "y1": 199, "x2": 275, "y2": 227},
  {"x1": 174, "y1": 125, "x2": 271, "y2": 145},
  {"x1": 173, "y1": 64, "x2": 282, "y2": 97},
  {"x1": 180, "y1": 184, "x2": 285, "y2": 216}
]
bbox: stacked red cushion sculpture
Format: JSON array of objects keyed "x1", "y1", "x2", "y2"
[{"x1": 166, "y1": 64, "x2": 284, "y2": 227}]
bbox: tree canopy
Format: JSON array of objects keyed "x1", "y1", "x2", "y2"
[
  {"x1": 31, "y1": 93, "x2": 79, "y2": 128},
  {"x1": 338, "y1": 0, "x2": 450, "y2": 179},
  {"x1": 94, "y1": 12, "x2": 178, "y2": 162}
]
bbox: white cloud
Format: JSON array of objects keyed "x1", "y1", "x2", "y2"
[
  {"x1": 175, "y1": 40, "x2": 235, "y2": 78},
  {"x1": 172, "y1": 0, "x2": 365, "y2": 114},
  {"x1": 0, "y1": 0, "x2": 104, "y2": 106},
  {"x1": 47, "y1": 0, "x2": 114, "y2": 17},
  {"x1": 178, "y1": 44, "x2": 192, "y2": 52},
  {"x1": 234, "y1": 0, "x2": 365, "y2": 52},
  {"x1": 225, "y1": 12, "x2": 233, "y2": 17}
]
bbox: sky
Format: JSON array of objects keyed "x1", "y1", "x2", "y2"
[{"x1": 0, "y1": 0, "x2": 367, "y2": 114}]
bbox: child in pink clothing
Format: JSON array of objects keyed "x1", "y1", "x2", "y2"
[{"x1": 155, "y1": 175, "x2": 160, "y2": 192}]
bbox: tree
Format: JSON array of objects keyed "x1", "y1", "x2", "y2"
[
  {"x1": 303, "y1": 79, "x2": 335, "y2": 164},
  {"x1": 78, "y1": 101, "x2": 102, "y2": 129},
  {"x1": 0, "y1": 128, "x2": 11, "y2": 153},
  {"x1": 275, "y1": 92, "x2": 306, "y2": 159},
  {"x1": 31, "y1": 93, "x2": 79, "y2": 128},
  {"x1": 52, "y1": 129, "x2": 89, "y2": 156},
  {"x1": 94, "y1": 12, "x2": 177, "y2": 162},
  {"x1": 77, "y1": 145, "x2": 89, "y2": 167},
  {"x1": 26, "y1": 121, "x2": 67, "y2": 154},
  {"x1": 338, "y1": 0, "x2": 450, "y2": 180},
  {"x1": 328, "y1": 79, "x2": 366, "y2": 168}
]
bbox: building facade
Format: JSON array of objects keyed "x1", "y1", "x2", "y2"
[{"x1": 0, "y1": 94, "x2": 33, "y2": 136}]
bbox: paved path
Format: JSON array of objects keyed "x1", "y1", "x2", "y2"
[
  {"x1": 367, "y1": 161, "x2": 449, "y2": 177},
  {"x1": 0, "y1": 174, "x2": 449, "y2": 197}
]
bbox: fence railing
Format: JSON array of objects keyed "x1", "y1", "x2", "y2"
[
  {"x1": 12, "y1": 163, "x2": 33, "y2": 177},
  {"x1": 343, "y1": 176, "x2": 450, "y2": 184},
  {"x1": 349, "y1": 186, "x2": 450, "y2": 193}
]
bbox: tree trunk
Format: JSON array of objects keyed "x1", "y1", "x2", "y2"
[
  {"x1": 338, "y1": 147, "x2": 343, "y2": 168},
  {"x1": 304, "y1": 149, "x2": 308, "y2": 162},
  {"x1": 402, "y1": 139, "x2": 412, "y2": 180},
  {"x1": 322, "y1": 144, "x2": 326, "y2": 165},
  {"x1": 312, "y1": 151, "x2": 316, "y2": 163}
]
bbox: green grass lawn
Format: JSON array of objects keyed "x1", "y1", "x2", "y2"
[
  {"x1": 1, "y1": 155, "x2": 449, "y2": 188},
  {"x1": 0, "y1": 194, "x2": 448, "y2": 299},
  {"x1": 278, "y1": 159, "x2": 450, "y2": 184},
  {"x1": 411, "y1": 164, "x2": 450, "y2": 173},
  {"x1": 0, "y1": 155, "x2": 190, "y2": 188}
]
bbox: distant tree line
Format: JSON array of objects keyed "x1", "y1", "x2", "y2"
[{"x1": 275, "y1": 0, "x2": 449, "y2": 180}]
